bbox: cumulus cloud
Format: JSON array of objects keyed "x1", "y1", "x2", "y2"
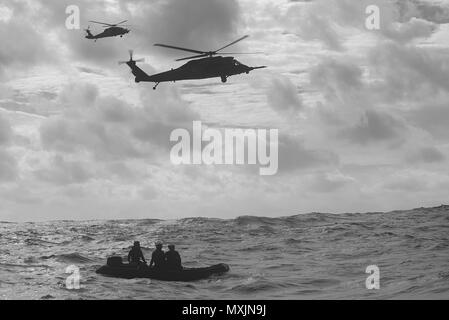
[
  {"x1": 0, "y1": 17, "x2": 50, "y2": 77},
  {"x1": 0, "y1": 117, "x2": 17, "y2": 182},
  {"x1": 306, "y1": 170, "x2": 355, "y2": 193},
  {"x1": 267, "y1": 76, "x2": 303, "y2": 114},
  {"x1": 0, "y1": 0, "x2": 243, "y2": 73},
  {"x1": 0, "y1": 149, "x2": 17, "y2": 182},
  {"x1": 396, "y1": 0, "x2": 449, "y2": 24},
  {"x1": 293, "y1": 9, "x2": 343, "y2": 51},
  {"x1": 383, "y1": 18, "x2": 437, "y2": 43},
  {"x1": 2, "y1": 0, "x2": 449, "y2": 220},
  {"x1": 310, "y1": 57, "x2": 363, "y2": 102},
  {"x1": 0, "y1": 115, "x2": 16, "y2": 182},
  {"x1": 381, "y1": 169, "x2": 449, "y2": 192},
  {"x1": 0, "y1": 115, "x2": 12, "y2": 145},
  {"x1": 278, "y1": 135, "x2": 338, "y2": 172},
  {"x1": 405, "y1": 146, "x2": 446, "y2": 164},
  {"x1": 281, "y1": 0, "x2": 442, "y2": 54},
  {"x1": 40, "y1": 82, "x2": 199, "y2": 161},
  {"x1": 34, "y1": 155, "x2": 92, "y2": 185},
  {"x1": 60, "y1": 0, "x2": 240, "y2": 64},
  {"x1": 307, "y1": 32, "x2": 449, "y2": 149},
  {"x1": 406, "y1": 103, "x2": 449, "y2": 141},
  {"x1": 338, "y1": 110, "x2": 407, "y2": 145},
  {"x1": 40, "y1": 114, "x2": 150, "y2": 159},
  {"x1": 369, "y1": 42, "x2": 449, "y2": 101},
  {"x1": 137, "y1": 0, "x2": 241, "y2": 49}
]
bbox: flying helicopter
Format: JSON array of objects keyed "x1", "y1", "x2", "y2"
[
  {"x1": 119, "y1": 35, "x2": 266, "y2": 90},
  {"x1": 85, "y1": 20, "x2": 130, "y2": 41}
]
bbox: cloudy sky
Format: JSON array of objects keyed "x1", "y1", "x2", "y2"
[{"x1": 1, "y1": 0, "x2": 449, "y2": 221}]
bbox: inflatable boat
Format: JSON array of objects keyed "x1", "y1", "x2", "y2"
[{"x1": 96, "y1": 256, "x2": 230, "y2": 281}]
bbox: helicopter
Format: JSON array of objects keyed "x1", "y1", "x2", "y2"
[
  {"x1": 119, "y1": 35, "x2": 266, "y2": 90},
  {"x1": 85, "y1": 20, "x2": 130, "y2": 41}
]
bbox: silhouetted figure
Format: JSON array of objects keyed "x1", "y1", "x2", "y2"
[
  {"x1": 128, "y1": 241, "x2": 146, "y2": 265},
  {"x1": 150, "y1": 241, "x2": 165, "y2": 269},
  {"x1": 165, "y1": 244, "x2": 182, "y2": 271}
]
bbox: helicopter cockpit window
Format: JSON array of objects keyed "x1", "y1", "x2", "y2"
[{"x1": 234, "y1": 60, "x2": 241, "y2": 66}]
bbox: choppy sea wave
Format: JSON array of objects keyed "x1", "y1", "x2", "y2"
[{"x1": 0, "y1": 205, "x2": 448, "y2": 299}]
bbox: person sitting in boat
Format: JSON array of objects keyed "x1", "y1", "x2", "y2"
[
  {"x1": 150, "y1": 240, "x2": 165, "y2": 269},
  {"x1": 165, "y1": 244, "x2": 183, "y2": 271},
  {"x1": 127, "y1": 241, "x2": 147, "y2": 266}
]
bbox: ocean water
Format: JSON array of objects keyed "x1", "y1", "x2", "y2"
[{"x1": 0, "y1": 205, "x2": 448, "y2": 300}]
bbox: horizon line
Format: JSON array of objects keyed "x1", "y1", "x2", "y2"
[{"x1": 1, "y1": 204, "x2": 448, "y2": 224}]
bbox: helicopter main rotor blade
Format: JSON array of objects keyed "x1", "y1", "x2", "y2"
[
  {"x1": 154, "y1": 44, "x2": 205, "y2": 55},
  {"x1": 176, "y1": 54, "x2": 209, "y2": 61},
  {"x1": 89, "y1": 20, "x2": 115, "y2": 26},
  {"x1": 175, "y1": 51, "x2": 264, "y2": 61},
  {"x1": 219, "y1": 52, "x2": 264, "y2": 55},
  {"x1": 215, "y1": 35, "x2": 249, "y2": 53},
  {"x1": 102, "y1": 24, "x2": 131, "y2": 28},
  {"x1": 90, "y1": 20, "x2": 128, "y2": 27}
]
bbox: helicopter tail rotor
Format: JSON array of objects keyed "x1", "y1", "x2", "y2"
[
  {"x1": 84, "y1": 26, "x2": 94, "y2": 38},
  {"x1": 119, "y1": 50, "x2": 145, "y2": 65}
]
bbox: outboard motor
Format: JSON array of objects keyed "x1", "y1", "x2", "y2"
[{"x1": 107, "y1": 256, "x2": 123, "y2": 267}]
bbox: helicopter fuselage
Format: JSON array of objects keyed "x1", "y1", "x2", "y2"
[
  {"x1": 86, "y1": 26, "x2": 129, "y2": 40},
  {"x1": 128, "y1": 56, "x2": 264, "y2": 87}
]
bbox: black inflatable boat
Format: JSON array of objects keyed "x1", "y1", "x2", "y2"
[{"x1": 96, "y1": 256, "x2": 230, "y2": 281}]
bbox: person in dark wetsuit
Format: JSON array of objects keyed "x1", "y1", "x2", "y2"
[
  {"x1": 165, "y1": 244, "x2": 182, "y2": 271},
  {"x1": 127, "y1": 241, "x2": 147, "y2": 265},
  {"x1": 150, "y1": 241, "x2": 165, "y2": 269}
]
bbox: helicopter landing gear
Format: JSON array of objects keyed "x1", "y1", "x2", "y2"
[
  {"x1": 221, "y1": 76, "x2": 227, "y2": 83},
  {"x1": 153, "y1": 82, "x2": 160, "y2": 90}
]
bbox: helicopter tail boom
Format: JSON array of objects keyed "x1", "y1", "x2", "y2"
[
  {"x1": 119, "y1": 50, "x2": 150, "y2": 83},
  {"x1": 85, "y1": 28, "x2": 94, "y2": 39}
]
